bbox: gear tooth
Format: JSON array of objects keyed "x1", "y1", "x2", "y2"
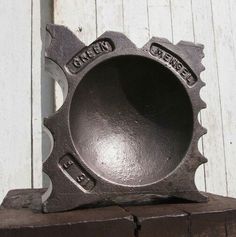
[
  {"x1": 151, "y1": 36, "x2": 172, "y2": 44},
  {"x1": 142, "y1": 36, "x2": 172, "y2": 52},
  {"x1": 200, "y1": 63, "x2": 206, "y2": 73},
  {"x1": 176, "y1": 40, "x2": 196, "y2": 47},
  {"x1": 197, "y1": 79, "x2": 206, "y2": 89},
  {"x1": 43, "y1": 158, "x2": 49, "y2": 173},
  {"x1": 46, "y1": 24, "x2": 86, "y2": 68},
  {"x1": 43, "y1": 116, "x2": 56, "y2": 133},
  {"x1": 201, "y1": 126, "x2": 207, "y2": 135},
  {"x1": 200, "y1": 99, "x2": 207, "y2": 109},
  {"x1": 97, "y1": 31, "x2": 137, "y2": 49},
  {"x1": 43, "y1": 117, "x2": 50, "y2": 127},
  {"x1": 197, "y1": 125, "x2": 207, "y2": 137},
  {"x1": 195, "y1": 147, "x2": 207, "y2": 161},
  {"x1": 201, "y1": 156, "x2": 208, "y2": 163}
]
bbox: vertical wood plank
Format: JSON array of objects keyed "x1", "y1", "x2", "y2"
[
  {"x1": 228, "y1": 0, "x2": 236, "y2": 198},
  {"x1": 0, "y1": 0, "x2": 32, "y2": 202},
  {"x1": 148, "y1": 0, "x2": 173, "y2": 41},
  {"x1": 170, "y1": 0, "x2": 206, "y2": 191},
  {"x1": 54, "y1": 0, "x2": 96, "y2": 45},
  {"x1": 32, "y1": 0, "x2": 42, "y2": 188},
  {"x1": 123, "y1": 0, "x2": 149, "y2": 47},
  {"x1": 54, "y1": 0, "x2": 96, "y2": 110},
  {"x1": 191, "y1": 0, "x2": 227, "y2": 195},
  {"x1": 40, "y1": 0, "x2": 54, "y2": 187},
  {"x1": 96, "y1": 0, "x2": 123, "y2": 35},
  {"x1": 211, "y1": 0, "x2": 236, "y2": 197},
  {"x1": 32, "y1": 0, "x2": 54, "y2": 188}
]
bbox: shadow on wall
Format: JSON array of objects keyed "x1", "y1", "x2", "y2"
[{"x1": 40, "y1": 0, "x2": 55, "y2": 188}]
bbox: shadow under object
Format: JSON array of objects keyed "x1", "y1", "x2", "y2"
[{"x1": 43, "y1": 24, "x2": 207, "y2": 213}]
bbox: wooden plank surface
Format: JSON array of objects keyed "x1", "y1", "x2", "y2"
[
  {"x1": 1, "y1": 189, "x2": 236, "y2": 237},
  {"x1": 191, "y1": 0, "x2": 227, "y2": 195},
  {"x1": 148, "y1": 0, "x2": 173, "y2": 41},
  {"x1": 96, "y1": 0, "x2": 123, "y2": 35},
  {"x1": 0, "y1": 0, "x2": 54, "y2": 203},
  {"x1": 0, "y1": 0, "x2": 32, "y2": 202},
  {"x1": 123, "y1": 0, "x2": 149, "y2": 47},
  {"x1": 211, "y1": 0, "x2": 236, "y2": 197},
  {"x1": 54, "y1": 0, "x2": 96, "y2": 110},
  {"x1": 170, "y1": 0, "x2": 206, "y2": 192},
  {"x1": 32, "y1": 0, "x2": 43, "y2": 189}
]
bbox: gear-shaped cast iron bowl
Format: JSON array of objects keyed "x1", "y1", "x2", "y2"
[{"x1": 43, "y1": 24, "x2": 207, "y2": 213}]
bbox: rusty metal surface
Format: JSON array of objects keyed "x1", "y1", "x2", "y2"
[
  {"x1": 43, "y1": 24, "x2": 207, "y2": 213},
  {"x1": 1, "y1": 189, "x2": 236, "y2": 237}
]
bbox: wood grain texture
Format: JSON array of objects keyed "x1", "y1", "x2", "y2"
[
  {"x1": 0, "y1": 0, "x2": 32, "y2": 202},
  {"x1": 1, "y1": 190, "x2": 236, "y2": 237},
  {"x1": 191, "y1": 0, "x2": 227, "y2": 196},
  {"x1": 53, "y1": 0, "x2": 96, "y2": 110},
  {"x1": 211, "y1": 0, "x2": 236, "y2": 197},
  {"x1": 123, "y1": 0, "x2": 149, "y2": 47},
  {"x1": 32, "y1": 0, "x2": 43, "y2": 188},
  {"x1": 170, "y1": 0, "x2": 206, "y2": 191},
  {"x1": 0, "y1": 0, "x2": 54, "y2": 203},
  {"x1": 96, "y1": 0, "x2": 123, "y2": 35},
  {"x1": 148, "y1": 0, "x2": 173, "y2": 41}
]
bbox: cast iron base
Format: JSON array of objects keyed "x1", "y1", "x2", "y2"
[{"x1": 1, "y1": 189, "x2": 236, "y2": 237}]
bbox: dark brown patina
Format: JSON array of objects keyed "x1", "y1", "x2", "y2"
[{"x1": 43, "y1": 24, "x2": 207, "y2": 213}]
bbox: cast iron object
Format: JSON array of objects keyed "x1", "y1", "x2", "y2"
[{"x1": 43, "y1": 24, "x2": 207, "y2": 213}]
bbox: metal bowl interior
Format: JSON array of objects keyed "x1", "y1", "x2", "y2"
[{"x1": 69, "y1": 55, "x2": 193, "y2": 187}]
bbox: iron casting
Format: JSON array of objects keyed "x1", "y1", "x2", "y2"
[{"x1": 43, "y1": 24, "x2": 207, "y2": 213}]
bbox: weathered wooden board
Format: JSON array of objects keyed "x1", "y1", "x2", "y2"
[
  {"x1": 211, "y1": 0, "x2": 236, "y2": 197},
  {"x1": 1, "y1": 189, "x2": 236, "y2": 237},
  {"x1": 191, "y1": 0, "x2": 227, "y2": 196},
  {"x1": 0, "y1": 0, "x2": 54, "y2": 203},
  {"x1": 0, "y1": 0, "x2": 32, "y2": 203}
]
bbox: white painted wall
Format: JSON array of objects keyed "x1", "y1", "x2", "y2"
[
  {"x1": 0, "y1": 0, "x2": 235, "y2": 203},
  {"x1": 0, "y1": 0, "x2": 53, "y2": 203}
]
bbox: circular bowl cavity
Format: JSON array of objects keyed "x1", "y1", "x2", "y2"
[{"x1": 70, "y1": 55, "x2": 193, "y2": 186}]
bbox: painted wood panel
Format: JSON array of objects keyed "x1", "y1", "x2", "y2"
[
  {"x1": 0, "y1": 0, "x2": 32, "y2": 202},
  {"x1": 191, "y1": 0, "x2": 227, "y2": 195},
  {"x1": 54, "y1": 0, "x2": 97, "y2": 110},
  {"x1": 32, "y1": 0, "x2": 43, "y2": 189},
  {"x1": 52, "y1": 0, "x2": 235, "y2": 197},
  {"x1": 0, "y1": 0, "x2": 53, "y2": 203},
  {"x1": 211, "y1": 0, "x2": 236, "y2": 197}
]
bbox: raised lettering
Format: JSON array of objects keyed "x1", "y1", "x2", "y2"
[
  {"x1": 86, "y1": 49, "x2": 95, "y2": 58},
  {"x1": 80, "y1": 52, "x2": 89, "y2": 63},
  {"x1": 67, "y1": 40, "x2": 113, "y2": 74},
  {"x1": 73, "y1": 56, "x2": 82, "y2": 68},
  {"x1": 180, "y1": 68, "x2": 190, "y2": 79},
  {"x1": 59, "y1": 155, "x2": 95, "y2": 191},
  {"x1": 163, "y1": 53, "x2": 172, "y2": 62},
  {"x1": 93, "y1": 43, "x2": 102, "y2": 54},
  {"x1": 149, "y1": 43, "x2": 197, "y2": 86},
  {"x1": 100, "y1": 41, "x2": 110, "y2": 51}
]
